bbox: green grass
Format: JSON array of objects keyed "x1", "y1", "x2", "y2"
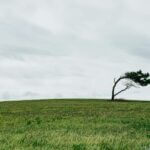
[{"x1": 0, "y1": 99, "x2": 150, "y2": 150}]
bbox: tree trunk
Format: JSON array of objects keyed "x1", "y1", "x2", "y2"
[
  {"x1": 111, "y1": 94, "x2": 115, "y2": 101},
  {"x1": 111, "y1": 82, "x2": 116, "y2": 101},
  {"x1": 111, "y1": 76, "x2": 126, "y2": 101}
]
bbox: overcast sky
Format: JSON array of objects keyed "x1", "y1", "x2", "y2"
[{"x1": 0, "y1": 0, "x2": 150, "y2": 100}]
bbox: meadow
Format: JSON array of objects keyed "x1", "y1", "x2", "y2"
[{"x1": 0, "y1": 99, "x2": 150, "y2": 150}]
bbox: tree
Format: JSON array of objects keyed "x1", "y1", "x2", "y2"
[{"x1": 111, "y1": 70, "x2": 150, "y2": 101}]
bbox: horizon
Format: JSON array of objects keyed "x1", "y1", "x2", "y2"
[{"x1": 0, "y1": 98, "x2": 150, "y2": 103}]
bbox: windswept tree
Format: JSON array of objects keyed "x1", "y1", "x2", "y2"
[{"x1": 111, "y1": 70, "x2": 150, "y2": 100}]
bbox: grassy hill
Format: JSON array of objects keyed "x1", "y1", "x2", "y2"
[{"x1": 0, "y1": 99, "x2": 150, "y2": 150}]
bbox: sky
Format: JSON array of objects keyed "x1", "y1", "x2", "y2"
[{"x1": 0, "y1": 0, "x2": 150, "y2": 100}]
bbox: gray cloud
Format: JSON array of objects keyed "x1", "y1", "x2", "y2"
[{"x1": 0, "y1": 0, "x2": 150, "y2": 100}]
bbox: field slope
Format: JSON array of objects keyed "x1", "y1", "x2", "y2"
[{"x1": 0, "y1": 99, "x2": 150, "y2": 150}]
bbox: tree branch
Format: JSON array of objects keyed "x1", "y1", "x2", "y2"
[
  {"x1": 114, "y1": 78, "x2": 116, "y2": 83},
  {"x1": 114, "y1": 86, "x2": 130, "y2": 97}
]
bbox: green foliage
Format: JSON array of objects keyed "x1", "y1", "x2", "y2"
[
  {"x1": 125, "y1": 70, "x2": 150, "y2": 86},
  {"x1": 0, "y1": 99, "x2": 150, "y2": 150}
]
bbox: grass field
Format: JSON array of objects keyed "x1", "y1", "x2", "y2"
[{"x1": 0, "y1": 99, "x2": 150, "y2": 150}]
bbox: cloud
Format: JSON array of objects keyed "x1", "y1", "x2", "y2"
[{"x1": 0, "y1": 0, "x2": 150, "y2": 100}]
